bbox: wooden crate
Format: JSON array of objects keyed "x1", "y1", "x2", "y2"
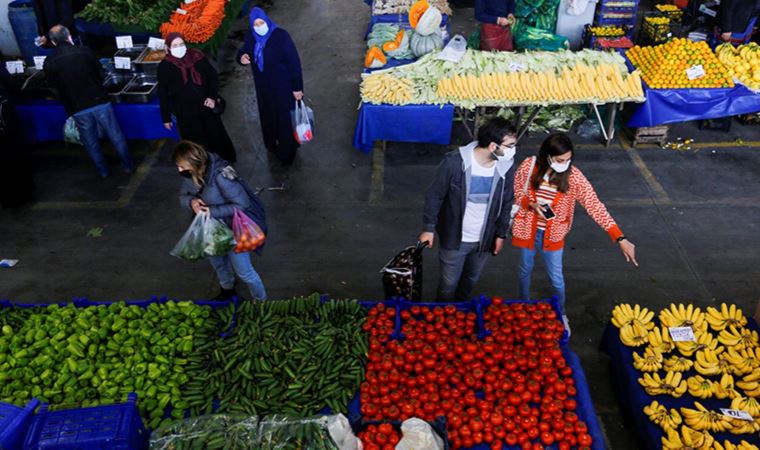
[{"x1": 628, "y1": 125, "x2": 669, "y2": 147}]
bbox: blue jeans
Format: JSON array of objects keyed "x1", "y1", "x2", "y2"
[
  {"x1": 437, "y1": 242, "x2": 490, "y2": 302},
  {"x1": 208, "y1": 251, "x2": 267, "y2": 300},
  {"x1": 73, "y1": 103, "x2": 134, "y2": 176},
  {"x1": 518, "y1": 229, "x2": 565, "y2": 312}
]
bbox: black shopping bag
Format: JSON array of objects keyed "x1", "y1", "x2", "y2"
[{"x1": 380, "y1": 241, "x2": 428, "y2": 301}]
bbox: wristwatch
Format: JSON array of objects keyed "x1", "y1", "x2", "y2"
[{"x1": 616, "y1": 236, "x2": 627, "y2": 243}]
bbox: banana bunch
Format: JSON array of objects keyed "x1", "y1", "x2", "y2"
[
  {"x1": 714, "y1": 440, "x2": 760, "y2": 450},
  {"x1": 727, "y1": 417, "x2": 760, "y2": 436},
  {"x1": 639, "y1": 371, "x2": 688, "y2": 397},
  {"x1": 731, "y1": 396, "x2": 760, "y2": 418},
  {"x1": 633, "y1": 347, "x2": 664, "y2": 372},
  {"x1": 659, "y1": 304, "x2": 708, "y2": 333},
  {"x1": 725, "y1": 347, "x2": 760, "y2": 376},
  {"x1": 680, "y1": 401, "x2": 734, "y2": 433},
  {"x1": 736, "y1": 371, "x2": 760, "y2": 397},
  {"x1": 687, "y1": 375, "x2": 715, "y2": 399},
  {"x1": 706, "y1": 303, "x2": 748, "y2": 332},
  {"x1": 644, "y1": 400, "x2": 682, "y2": 431},
  {"x1": 661, "y1": 425, "x2": 713, "y2": 450},
  {"x1": 718, "y1": 326, "x2": 759, "y2": 351},
  {"x1": 678, "y1": 332, "x2": 720, "y2": 358},
  {"x1": 648, "y1": 326, "x2": 675, "y2": 354},
  {"x1": 360, "y1": 74, "x2": 414, "y2": 105},
  {"x1": 664, "y1": 354, "x2": 694, "y2": 372},
  {"x1": 620, "y1": 320, "x2": 651, "y2": 347},
  {"x1": 716, "y1": 43, "x2": 760, "y2": 91},
  {"x1": 694, "y1": 348, "x2": 731, "y2": 376},
  {"x1": 612, "y1": 303, "x2": 655, "y2": 329},
  {"x1": 714, "y1": 373, "x2": 742, "y2": 400}
]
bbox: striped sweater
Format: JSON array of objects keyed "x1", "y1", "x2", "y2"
[{"x1": 511, "y1": 157, "x2": 623, "y2": 251}]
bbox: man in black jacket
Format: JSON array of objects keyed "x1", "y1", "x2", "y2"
[
  {"x1": 44, "y1": 25, "x2": 134, "y2": 177},
  {"x1": 419, "y1": 118, "x2": 517, "y2": 301},
  {"x1": 33, "y1": 0, "x2": 75, "y2": 46},
  {"x1": 719, "y1": 0, "x2": 760, "y2": 42}
]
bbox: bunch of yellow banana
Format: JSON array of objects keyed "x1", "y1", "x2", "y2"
[
  {"x1": 678, "y1": 332, "x2": 720, "y2": 358},
  {"x1": 731, "y1": 396, "x2": 760, "y2": 418},
  {"x1": 639, "y1": 371, "x2": 688, "y2": 397},
  {"x1": 661, "y1": 425, "x2": 713, "y2": 450},
  {"x1": 681, "y1": 401, "x2": 734, "y2": 433},
  {"x1": 633, "y1": 347, "x2": 664, "y2": 372},
  {"x1": 736, "y1": 371, "x2": 760, "y2": 397},
  {"x1": 714, "y1": 439, "x2": 760, "y2": 450},
  {"x1": 718, "y1": 326, "x2": 759, "y2": 351},
  {"x1": 725, "y1": 347, "x2": 760, "y2": 376},
  {"x1": 714, "y1": 373, "x2": 742, "y2": 400},
  {"x1": 716, "y1": 43, "x2": 760, "y2": 91},
  {"x1": 360, "y1": 74, "x2": 414, "y2": 105},
  {"x1": 727, "y1": 417, "x2": 760, "y2": 436},
  {"x1": 644, "y1": 400, "x2": 682, "y2": 431},
  {"x1": 687, "y1": 375, "x2": 715, "y2": 399},
  {"x1": 694, "y1": 347, "x2": 732, "y2": 376},
  {"x1": 659, "y1": 304, "x2": 708, "y2": 333},
  {"x1": 612, "y1": 303, "x2": 655, "y2": 329},
  {"x1": 706, "y1": 303, "x2": 748, "y2": 332},
  {"x1": 648, "y1": 326, "x2": 675, "y2": 354},
  {"x1": 620, "y1": 321, "x2": 650, "y2": 347},
  {"x1": 664, "y1": 354, "x2": 694, "y2": 372}
]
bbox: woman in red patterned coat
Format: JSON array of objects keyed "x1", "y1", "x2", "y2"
[{"x1": 511, "y1": 133, "x2": 638, "y2": 331}]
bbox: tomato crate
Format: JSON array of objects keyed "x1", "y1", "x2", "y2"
[
  {"x1": 23, "y1": 393, "x2": 148, "y2": 450},
  {"x1": 397, "y1": 299, "x2": 487, "y2": 340},
  {"x1": 0, "y1": 398, "x2": 40, "y2": 450},
  {"x1": 478, "y1": 295, "x2": 569, "y2": 345}
]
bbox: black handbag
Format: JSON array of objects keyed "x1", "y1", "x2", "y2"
[{"x1": 380, "y1": 241, "x2": 428, "y2": 301}]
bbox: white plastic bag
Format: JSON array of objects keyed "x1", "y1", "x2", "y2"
[
  {"x1": 291, "y1": 100, "x2": 314, "y2": 144},
  {"x1": 395, "y1": 418, "x2": 444, "y2": 450},
  {"x1": 436, "y1": 34, "x2": 467, "y2": 63},
  {"x1": 170, "y1": 211, "x2": 236, "y2": 260},
  {"x1": 63, "y1": 116, "x2": 81, "y2": 145},
  {"x1": 326, "y1": 414, "x2": 363, "y2": 450}
]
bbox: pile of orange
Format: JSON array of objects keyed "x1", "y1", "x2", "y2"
[{"x1": 627, "y1": 39, "x2": 734, "y2": 89}]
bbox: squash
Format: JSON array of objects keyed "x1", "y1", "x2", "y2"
[
  {"x1": 410, "y1": 30, "x2": 443, "y2": 57},
  {"x1": 386, "y1": 30, "x2": 410, "y2": 58},
  {"x1": 365, "y1": 46, "x2": 387, "y2": 69},
  {"x1": 382, "y1": 40, "x2": 400, "y2": 53},
  {"x1": 409, "y1": 0, "x2": 429, "y2": 28},
  {"x1": 415, "y1": 6, "x2": 442, "y2": 36}
]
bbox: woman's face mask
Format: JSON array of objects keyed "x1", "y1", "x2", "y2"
[
  {"x1": 170, "y1": 44, "x2": 187, "y2": 59},
  {"x1": 549, "y1": 156, "x2": 571, "y2": 173},
  {"x1": 254, "y1": 23, "x2": 269, "y2": 36}
]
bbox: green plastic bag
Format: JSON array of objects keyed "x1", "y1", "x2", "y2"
[
  {"x1": 515, "y1": 0, "x2": 561, "y2": 32},
  {"x1": 513, "y1": 20, "x2": 569, "y2": 51}
]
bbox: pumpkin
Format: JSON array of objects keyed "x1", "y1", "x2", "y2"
[
  {"x1": 409, "y1": 0, "x2": 429, "y2": 28},
  {"x1": 386, "y1": 30, "x2": 410, "y2": 58},
  {"x1": 365, "y1": 46, "x2": 387, "y2": 69},
  {"x1": 410, "y1": 30, "x2": 443, "y2": 57},
  {"x1": 415, "y1": 6, "x2": 442, "y2": 36},
  {"x1": 382, "y1": 40, "x2": 400, "y2": 53}
]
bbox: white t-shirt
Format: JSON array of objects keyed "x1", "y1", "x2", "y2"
[{"x1": 461, "y1": 155, "x2": 495, "y2": 243}]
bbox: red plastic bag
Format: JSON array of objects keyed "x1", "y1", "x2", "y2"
[{"x1": 232, "y1": 208, "x2": 265, "y2": 253}]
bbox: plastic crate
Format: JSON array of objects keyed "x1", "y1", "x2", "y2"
[
  {"x1": 23, "y1": 393, "x2": 148, "y2": 450},
  {"x1": 0, "y1": 398, "x2": 40, "y2": 450},
  {"x1": 478, "y1": 295, "x2": 569, "y2": 345},
  {"x1": 397, "y1": 298, "x2": 487, "y2": 340}
]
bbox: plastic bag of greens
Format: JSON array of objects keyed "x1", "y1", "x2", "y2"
[
  {"x1": 256, "y1": 415, "x2": 342, "y2": 450},
  {"x1": 63, "y1": 117, "x2": 81, "y2": 145},
  {"x1": 513, "y1": 20, "x2": 569, "y2": 51},
  {"x1": 149, "y1": 414, "x2": 259, "y2": 450},
  {"x1": 170, "y1": 211, "x2": 235, "y2": 260}
]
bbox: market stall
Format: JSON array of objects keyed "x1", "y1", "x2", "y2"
[{"x1": 601, "y1": 302, "x2": 760, "y2": 450}]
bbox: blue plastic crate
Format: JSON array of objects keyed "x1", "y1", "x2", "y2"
[
  {"x1": 0, "y1": 398, "x2": 40, "y2": 450},
  {"x1": 23, "y1": 393, "x2": 148, "y2": 450},
  {"x1": 397, "y1": 298, "x2": 487, "y2": 340},
  {"x1": 478, "y1": 295, "x2": 569, "y2": 345}
]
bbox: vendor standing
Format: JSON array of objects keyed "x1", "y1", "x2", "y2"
[
  {"x1": 475, "y1": 0, "x2": 516, "y2": 51},
  {"x1": 719, "y1": 0, "x2": 760, "y2": 42}
]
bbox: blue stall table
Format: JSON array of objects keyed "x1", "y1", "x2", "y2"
[
  {"x1": 601, "y1": 320, "x2": 760, "y2": 450},
  {"x1": 353, "y1": 102, "x2": 455, "y2": 152},
  {"x1": 15, "y1": 99, "x2": 179, "y2": 143}
]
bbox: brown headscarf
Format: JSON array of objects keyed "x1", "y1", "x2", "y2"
[{"x1": 163, "y1": 32, "x2": 206, "y2": 85}]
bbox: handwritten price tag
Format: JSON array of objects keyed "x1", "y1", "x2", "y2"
[
  {"x1": 115, "y1": 35, "x2": 134, "y2": 49},
  {"x1": 668, "y1": 326, "x2": 696, "y2": 342},
  {"x1": 509, "y1": 62, "x2": 526, "y2": 72},
  {"x1": 147, "y1": 37, "x2": 165, "y2": 50},
  {"x1": 33, "y1": 56, "x2": 46, "y2": 70},
  {"x1": 114, "y1": 56, "x2": 132, "y2": 70},
  {"x1": 686, "y1": 65, "x2": 705, "y2": 81},
  {"x1": 720, "y1": 409, "x2": 753, "y2": 421},
  {"x1": 5, "y1": 60, "x2": 24, "y2": 74}
]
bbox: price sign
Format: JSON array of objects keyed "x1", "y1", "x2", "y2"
[
  {"x1": 5, "y1": 60, "x2": 24, "y2": 74},
  {"x1": 115, "y1": 35, "x2": 134, "y2": 49},
  {"x1": 668, "y1": 326, "x2": 696, "y2": 342},
  {"x1": 686, "y1": 65, "x2": 705, "y2": 80},
  {"x1": 114, "y1": 56, "x2": 132, "y2": 70},
  {"x1": 147, "y1": 37, "x2": 165, "y2": 50},
  {"x1": 699, "y1": 4, "x2": 717, "y2": 17},
  {"x1": 33, "y1": 56, "x2": 46, "y2": 70},
  {"x1": 509, "y1": 62, "x2": 526, "y2": 72},
  {"x1": 175, "y1": 8, "x2": 187, "y2": 14},
  {"x1": 720, "y1": 409, "x2": 753, "y2": 421}
]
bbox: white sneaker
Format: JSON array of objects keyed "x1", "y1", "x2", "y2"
[{"x1": 562, "y1": 315, "x2": 571, "y2": 338}]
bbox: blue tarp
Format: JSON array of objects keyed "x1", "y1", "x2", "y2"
[
  {"x1": 601, "y1": 320, "x2": 760, "y2": 450},
  {"x1": 15, "y1": 99, "x2": 179, "y2": 143},
  {"x1": 353, "y1": 102, "x2": 455, "y2": 152}
]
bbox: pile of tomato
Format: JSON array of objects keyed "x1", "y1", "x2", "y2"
[
  {"x1": 358, "y1": 423, "x2": 402, "y2": 450},
  {"x1": 360, "y1": 299, "x2": 594, "y2": 450}
]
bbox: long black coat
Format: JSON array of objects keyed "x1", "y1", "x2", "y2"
[
  {"x1": 719, "y1": 0, "x2": 760, "y2": 34},
  {"x1": 158, "y1": 57, "x2": 236, "y2": 163},
  {"x1": 238, "y1": 28, "x2": 303, "y2": 164}
]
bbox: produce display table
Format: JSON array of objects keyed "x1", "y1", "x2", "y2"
[
  {"x1": 15, "y1": 99, "x2": 179, "y2": 143},
  {"x1": 366, "y1": 13, "x2": 450, "y2": 39},
  {"x1": 627, "y1": 83, "x2": 760, "y2": 128},
  {"x1": 353, "y1": 102, "x2": 455, "y2": 152},
  {"x1": 600, "y1": 320, "x2": 760, "y2": 450}
]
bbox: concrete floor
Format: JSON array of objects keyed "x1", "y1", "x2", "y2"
[{"x1": 3, "y1": 0, "x2": 760, "y2": 448}]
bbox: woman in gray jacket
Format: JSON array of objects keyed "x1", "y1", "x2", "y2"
[{"x1": 174, "y1": 141, "x2": 267, "y2": 300}]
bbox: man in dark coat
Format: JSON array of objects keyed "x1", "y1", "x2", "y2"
[
  {"x1": 238, "y1": 7, "x2": 304, "y2": 166},
  {"x1": 33, "y1": 0, "x2": 76, "y2": 45},
  {"x1": 719, "y1": 0, "x2": 760, "y2": 42}
]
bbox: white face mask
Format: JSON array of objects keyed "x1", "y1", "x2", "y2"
[
  {"x1": 170, "y1": 45, "x2": 187, "y2": 59},
  {"x1": 493, "y1": 144, "x2": 516, "y2": 162},
  {"x1": 549, "y1": 156, "x2": 571, "y2": 173},
  {"x1": 254, "y1": 23, "x2": 269, "y2": 36}
]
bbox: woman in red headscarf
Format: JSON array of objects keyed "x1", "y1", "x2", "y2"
[{"x1": 158, "y1": 33, "x2": 236, "y2": 163}]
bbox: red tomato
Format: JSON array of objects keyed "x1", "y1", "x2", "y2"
[
  {"x1": 505, "y1": 433, "x2": 518, "y2": 445},
  {"x1": 541, "y1": 431, "x2": 555, "y2": 445},
  {"x1": 577, "y1": 433, "x2": 593, "y2": 446}
]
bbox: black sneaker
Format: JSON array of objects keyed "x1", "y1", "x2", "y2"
[{"x1": 212, "y1": 288, "x2": 237, "y2": 301}]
